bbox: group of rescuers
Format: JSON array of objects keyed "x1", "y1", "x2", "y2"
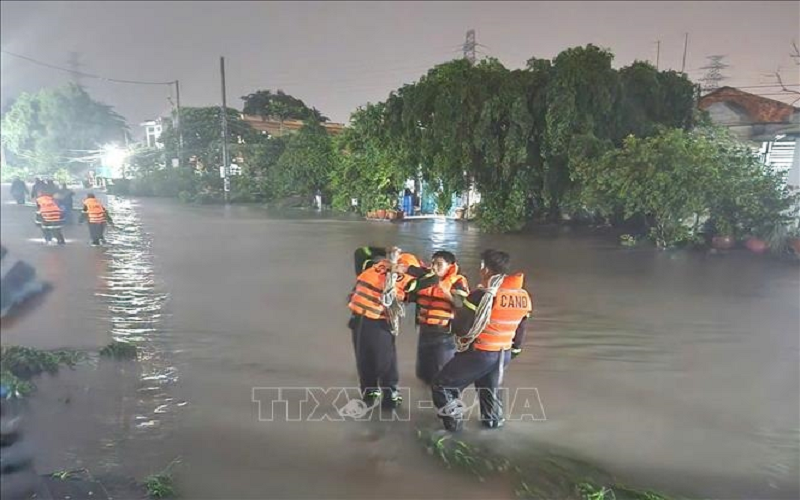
[
  {"x1": 13, "y1": 178, "x2": 115, "y2": 246},
  {"x1": 349, "y1": 245, "x2": 532, "y2": 432}
]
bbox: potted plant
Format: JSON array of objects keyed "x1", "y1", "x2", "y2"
[
  {"x1": 376, "y1": 208, "x2": 387, "y2": 219},
  {"x1": 711, "y1": 219, "x2": 735, "y2": 250}
]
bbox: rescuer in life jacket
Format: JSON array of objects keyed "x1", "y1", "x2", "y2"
[
  {"x1": 404, "y1": 250, "x2": 469, "y2": 385},
  {"x1": 34, "y1": 190, "x2": 66, "y2": 245},
  {"x1": 347, "y1": 247, "x2": 415, "y2": 409},
  {"x1": 79, "y1": 193, "x2": 114, "y2": 246},
  {"x1": 431, "y1": 249, "x2": 532, "y2": 432}
]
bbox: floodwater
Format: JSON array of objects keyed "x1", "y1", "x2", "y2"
[{"x1": 2, "y1": 187, "x2": 799, "y2": 499}]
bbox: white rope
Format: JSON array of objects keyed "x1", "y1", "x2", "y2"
[
  {"x1": 456, "y1": 273, "x2": 505, "y2": 352},
  {"x1": 381, "y1": 249, "x2": 405, "y2": 336}
]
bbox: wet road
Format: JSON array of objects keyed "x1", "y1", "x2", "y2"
[{"x1": 2, "y1": 186, "x2": 799, "y2": 499}]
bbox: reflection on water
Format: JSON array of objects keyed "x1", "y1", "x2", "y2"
[{"x1": 100, "y1": 195, "x2": 180, "y2": 436}]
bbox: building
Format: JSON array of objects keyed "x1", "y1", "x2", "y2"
[
  {"x1": 140, "y1": 118, "x2": 164, "y2": 149},
  {"x1": 240, "y1": 115, "x2": 345, "y2": 137},
  {"x1": 698, "y1": 87, "x2": 800, "y2": 188}
]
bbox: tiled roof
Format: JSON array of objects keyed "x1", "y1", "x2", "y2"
[
  {"x1": 241, "y1": 115, "x2": 345, "y2": 136},
  {"x1": 698, "y1": 87, "x2": 799, "y2": 124}
]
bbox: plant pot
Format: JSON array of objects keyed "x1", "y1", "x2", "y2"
[
  {"x1": 711, "y1": 235, "x2": 734, "y2": 250},
  {"x1": 454, "y1": 208, "x2": 465, "y2": 220},
  {"x1": 395, "y1": 210, "x2": 404, "y2": 220},
  {"x1": 387, "y1": 210, "x2": 397, "y2": 221},
  {"x1": 745, "y1": 237, "x2": 767, "y2": 254},
  {"x1": 376, "y1": 209, "x2": 387, "y2": 219},
  {"x1": 789, "y1": 237, "x2": 800, "y2": 255}
]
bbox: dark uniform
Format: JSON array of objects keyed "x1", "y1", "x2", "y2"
[
  {"x1": 405, "y1": 267, "x2": 469, "y2": 385},
  {"x1": 431, "y1": 274, "x2": 531, "y2": 431}
]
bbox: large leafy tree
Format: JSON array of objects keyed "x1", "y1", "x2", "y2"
[
  {"x1": 273, "y1": 121, "x2": 334, "y2": 199},
  {"x1": 159, "y1": 106, "x2": 258, "y2": 170},
  {"x1": 1, "y1": 83, "x2": 128, "y2": 174},
  {"x1": 241, "y1": 89, "x2": 328, "y2": 137},
  {"x1": 331, "y1": 103, "x2": 412, "y2": 213}
]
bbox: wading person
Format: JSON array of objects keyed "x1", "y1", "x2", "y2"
[
  {"x1": 431, "y1": 249, "x2": 532, "y2": 432},
  {"x1": 79, "y1": 193, "x2": 113, "y2": 246},
  {"x1": 10, "y1": 177, "x2": 27, "y2": 205},
  {"x1": 34, "y1": 190, "x2": 65, "y2": 245},
  {"x1": 405, "y1": 250, "x2": 469, "y2": 385},
  {"x1": 347, "y1": 247, "x2": 411, "y2": 409}
]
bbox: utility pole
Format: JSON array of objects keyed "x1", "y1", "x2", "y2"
[
  {"x1": 174, "y1": 80, "x2": 184, "y2": 167},
  {"x1": 681, "y1": 33, "x2": 689, "y2": 73},
  {"x1": 220, "y1": 57, "x2": 230, "y2": 203},
  {"x1": 655, "y1": 40, "x2": 661, "y2": 70},
  {"x1": 67, "y1": 51, "x2": 84, "y2": 86},
  {"x1": 463, "y1": 29, "x2": 477, "y2": 65}
]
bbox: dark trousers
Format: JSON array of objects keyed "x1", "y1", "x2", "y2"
[
  {"x1": 432, "y1": 348, "x2": 511, "y2": 431},
  {"x1": 350, "y1": 315, "x2": 399, "y2": 396},
  {"x1": 416, "y1": 328, "x2": 456, "y2": 385},
  {"x1": 41, "y1": 225, "x2": 65, "y2": 244},
  {"x1": 13, "y1": 193, "x2": 25, "y2": 205},
  {"x1": 88, "y1": 222, "x2": 106, "y2": 244}
]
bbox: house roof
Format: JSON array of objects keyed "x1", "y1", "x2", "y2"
[
  {"x1": 241, "y1": 115, "x2": 345, "y2": 136},
  {"x1": 698, "y1": 87, "x2": 799, "y2": 124}
]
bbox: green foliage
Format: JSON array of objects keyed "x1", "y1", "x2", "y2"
[
  {"x1": 331, "y1": 103, "x2": 411, "y2": 213},
  {"x1": 143, "y1": 458, "x2": 181, "y2": 499},
  {"x1": 99, "y1": 341, "x2": 138, "y2": 360},
  {"x1": 574, "y1": 126, "x2": 798, "y2": 247},
  {"x1": 273, "y1": 121, "x2": 334, "y2": 200},
  {"x1": 1, "y1": 346, "x2": 85, "y2": 397},
  {"x1": 1, "y1": 84, "x2": 128, "y2": 175},
  {"x1": 0, "y1": 370, "x2": 35, "y2": 398},
  {"x1": 241, "y1": 89, "x2": 328, "y2": 124}
]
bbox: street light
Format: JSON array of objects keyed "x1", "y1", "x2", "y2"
[{"x1": 101, "y1": 144, "x2": 128, "y2": 179}]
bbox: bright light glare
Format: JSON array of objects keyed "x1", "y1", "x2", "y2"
[{"x1": 102, "y1": 145, "x2": 128, "y2": 178}]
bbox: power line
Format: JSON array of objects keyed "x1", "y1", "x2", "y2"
[{"x1": 1, "y1": 49, "x2": 175, "y2": 86}]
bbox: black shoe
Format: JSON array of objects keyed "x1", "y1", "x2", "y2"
[
  {"x1": 362, "y1": 389, "x2": 382, "y2": 404},
  {"x1": 480, "y1": 418, "x2": 505, "y2": 430},
  {"x1": 442, "y1": 417, "x2": 463, "y2": 433},
  {"x1": 382, "y1": 389, "x2": 403, "y2": 409}
]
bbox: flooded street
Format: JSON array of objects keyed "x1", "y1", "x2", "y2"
[{"x1": 3, "y1": 188, "x2": 799, "y2": 499}]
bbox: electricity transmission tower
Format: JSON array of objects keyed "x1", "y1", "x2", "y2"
[
  {"x1": 699, "y1": 55, "x2": 729, "y2": 93},
  {"x1": 463, "y1": 29, "x2": 476, "y2": 65}
]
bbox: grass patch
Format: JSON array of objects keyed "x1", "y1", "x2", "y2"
[
  {"x1": 1, "y1": 346, "x2": 84, "y2": 379},
  {"x1": 417, "y1": 427, "x2": 680, "y2": 500},
  {"x1": 143, "y1": 458, "x2": 181, "y2": 499},
  {"x1": 99, "y1": 341, "x2": 138, "y2": 360},
  {"x1": 0, "y1": 369, "x2": 35, "y2": 397}
]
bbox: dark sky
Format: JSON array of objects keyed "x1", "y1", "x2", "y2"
[{"x1": 2, "y1": 1, "x2": 798, "y2": 135}]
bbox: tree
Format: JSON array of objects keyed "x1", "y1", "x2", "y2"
[
  {"x1": 159, "y1": 106, "x2": 257, "y2": 171},
  {"x1": 331, "y1": 103, "x2": 412, "y2": 213},
  {"x1": 241, "y1": 89, "x2": 329, "y2": 137},
  {"x1": 573, "y1": 127, "x2": 798, "y2": 247},
  {"x1": 273, "y1": 121, "x2": 334, "y2": 199},
  {"x1": 1, "y1": 84, "x2": 128, "y2": 175}
]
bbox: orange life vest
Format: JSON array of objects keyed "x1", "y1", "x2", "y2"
[
  {"x1": 83, "y1": 198, "x2": 106, "y2": 223},
  {"x1": 348, "y1": 260, "x2": 407, "y2": 320},
  {"x1": 473, "y1": 274, "x2": 532, "y2": 352},
  {"x1": 36, "y1": 195, "x2": 62, "y2": 223},
  {"x1": 416, "y1": 265, "x2": 469, "y2": 328}
]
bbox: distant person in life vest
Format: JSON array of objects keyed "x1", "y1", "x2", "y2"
[
  {"x1": 79, "y1": 193, "x2": 114, "y2": 246},
  {"x1": 34, "y1": 189, "x2": 66, "y2": 245},
  {"x1": 431, "y1": 249, "x2": 532, "y2": 432}
]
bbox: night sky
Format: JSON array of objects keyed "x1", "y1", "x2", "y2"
[{"x1": 2, "y1": 1, "x2": 798, "y2": 135}]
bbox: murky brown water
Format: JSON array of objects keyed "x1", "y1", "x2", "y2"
[{"x1": 3, "y1": 188, "x2": 799, "y2": 499}]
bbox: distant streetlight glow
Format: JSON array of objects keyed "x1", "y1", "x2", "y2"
[{"x1": 101, "y1": 144, "x2": 128, "y2": 178}]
